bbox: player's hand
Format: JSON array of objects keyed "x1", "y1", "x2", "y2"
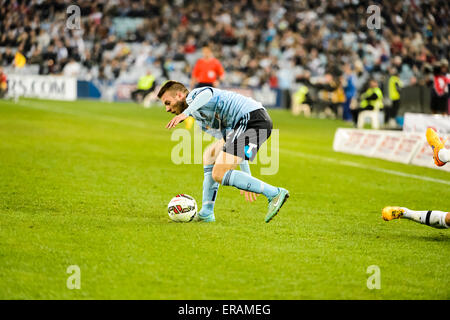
[
  {"x1": 240, "y1": 190, "x2": 259, "y2": 202},
  {"x1": 166, "y1": 113, "x2": 187, "y2": 129}
]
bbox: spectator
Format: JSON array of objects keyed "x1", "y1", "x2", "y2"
[
  {"x1": 0, "y1": 67, "x2": 7, "y2": 98},
  {"x1": 351, "y1": 79, "x2": 384, "y2": 126},
  {"x1": 386, "y1": 67, "x2": 403, "y2": 126},
  {"x1": 63, "y1": 57, "x2": 81, "y2": 77},
  {"x1": 131, "y1": 70, "x2": 156, "y2": 103},
  {"x1": 277, "y1": 59, "x2": 296, "y2": 109},
  {"x1": 0, "y1": 0, "x2": 448, "y2": 116},
  {"x1": 1, "y1": 47, "x2": 15, "y2": 66},
  {"x1": 55, "y1": 39, "x2": 68, "y2": 66},
  {"x1": 291, "y1": 85, "x2": 312, "y2": 117},
  {"x1": 37, "y1": 28, "x2": 50, "y2": 49},
  {"x1": 428, "y1": 60, "x2": 450, "y2": 115},
  {"x1": 342, "y1": 64, "x2": 356, "y2": 122},
  {"x1": 311, "y1": 73, "x2": 345, "y2": 118}
]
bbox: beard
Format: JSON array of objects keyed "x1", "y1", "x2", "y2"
[{"x1": 173, "y1": 100, "x2": 188, "y2": 114}]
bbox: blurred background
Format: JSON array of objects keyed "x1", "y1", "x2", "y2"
[{"x1": 0, "y1": 0, "x2": 449, "y2": 126}]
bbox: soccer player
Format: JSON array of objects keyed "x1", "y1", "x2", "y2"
[
  {"x1": 382, "y1": 128, "x2": 449, "y2": 229},
  {"x1": 158, "y1": 81, "x2": 289, "y2": 223},
  {"x1": 425, "y1": 127, "x2": 449, "y2": 167},
  {"x1": 382, "y1": 207, "x2": 449, "y2": 229}
]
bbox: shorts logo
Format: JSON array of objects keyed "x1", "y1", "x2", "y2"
[{"x1": 244, "y1": 143, "x2": 257, "y2": 158}]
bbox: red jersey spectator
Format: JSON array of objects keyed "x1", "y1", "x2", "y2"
[
  {"x1": 184, "y1": 36, "x2": 196, "y2": 54},
  {"x1": 190, "y1": 46, "x2": 224, "y2": 89},
  {"x1": 0, "y1": 67, "x2": 7, "y2": 98},
  {"x1": 430, "y1": 61, "x2": 450, "y2": 115}
]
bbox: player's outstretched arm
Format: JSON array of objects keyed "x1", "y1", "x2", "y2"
[
  {"x1": 166, "y1": 113, "x2": 188, "y2": 129},
  {"x1": 182, "y1": 88, "x2": 213, "y2": 117},
  {"x1": 166, "y1": 88, "x2": 214, "y2": 129}
]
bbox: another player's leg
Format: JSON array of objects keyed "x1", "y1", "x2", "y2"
[
  {"x1": 426, "y1": 128, "x2": 448, "y2": 166},
  {"x1": 438, "y1": 148, "x2": 450, "y2": 164},
  {"x1": 197, "y1": 140, "x2": 224, "y2": 222},
  {"x1": 212, "y1": 150, "x2": 289, "y2": 223},
  {"x1": 382, "y1": 206, "x2": 449, "y2": 229}
]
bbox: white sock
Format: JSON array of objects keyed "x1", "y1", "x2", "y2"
[
  {"x1": 401, "y1": 208, "x2": 449, "y2": 229},
  {"x1": 438, "y1": 149, "x2": 449, "y2": 163}
]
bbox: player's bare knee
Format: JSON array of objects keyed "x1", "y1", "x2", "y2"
[
  {"x1": 203, "y1": 141, "x2": 223, "y2": 165},
  {"x1": 203, "y1": 149, "x2": 213, "y2": 165},
  {"x1": 211, "y1": 166, "x2": 225, "y2": 183},
  {"x1": 203, "y1": 147, "x2": 216, "y2": 165}
]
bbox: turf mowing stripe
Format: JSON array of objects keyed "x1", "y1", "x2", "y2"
[
  {"x1": 4, "y1": 99, "x2": 151, "y2": 128},
  {"x1": 281, "y1": 148, "x2": 450, "y2": 186},
  {"x1": 5, "y1": 99, "x2": 449, "y2": 185}
]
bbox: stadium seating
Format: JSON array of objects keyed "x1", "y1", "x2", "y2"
[{"x1": 0, "y1": 0, "x2": 448, "y2": 115}]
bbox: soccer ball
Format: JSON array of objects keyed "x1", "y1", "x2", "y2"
[{"x1": 167, "y1": 194, "x2": 198, "y2": 222}]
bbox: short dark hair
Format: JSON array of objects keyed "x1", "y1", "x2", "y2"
[{"x1": 157, "y1": 80, "x2": 189, "y2": 98}]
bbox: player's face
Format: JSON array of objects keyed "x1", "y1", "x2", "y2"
[{"x1": 161, "y1": 91, "x2": 188, "y2": 115}]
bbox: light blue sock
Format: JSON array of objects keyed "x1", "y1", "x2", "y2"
[
  {"x1": 239, "y1": 160, "x2": 251, "y2": 175},
  {"x1": 221, "y1": 170, "x2": 279, "y2": 200},
  {"x1": 201, "y1": 165, "x2": 219, "y2": 214}
]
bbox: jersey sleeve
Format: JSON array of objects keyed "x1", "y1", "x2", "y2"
[{"x1": 182, "y1": 87, "x2": 214, "y2": 117}]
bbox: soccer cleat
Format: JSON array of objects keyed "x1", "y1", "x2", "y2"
[
  {"x1": 382, "y1": 206, "x2": 405, "y2": 221},
  {"x1": 197, "y1": 209, "x2": 215, "y2": 222},
  {"x1": 426, "y1": 128, "x2": 446, "y2": 167},
  {"x1": 265, "y1": 188, "x2": 290, "y2": 223}
]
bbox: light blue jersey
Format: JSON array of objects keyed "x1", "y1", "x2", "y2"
[{"x1": 182, "y1": 87, "x2": 263, "y2": 138}]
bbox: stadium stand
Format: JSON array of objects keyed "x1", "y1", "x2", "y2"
[{"x1": 0, "y1": 0, "x2": 449, "y2": 117}]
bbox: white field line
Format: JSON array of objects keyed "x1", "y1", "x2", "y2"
[{"x1": 280, "y1": 148, "x2": 450, "y2": 186}]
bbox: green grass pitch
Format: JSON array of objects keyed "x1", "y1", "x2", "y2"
[{"x1": 0, "y1": 98, "x2": 448, "y2": 300}]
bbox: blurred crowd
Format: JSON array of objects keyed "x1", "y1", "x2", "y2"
[{"x1": 0, "y1": 0, "x2": 449, "y2": 116}]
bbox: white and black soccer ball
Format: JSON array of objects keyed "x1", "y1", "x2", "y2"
[{"x1": 167, "y1": 194, "x2": 198, "y2": 222}]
